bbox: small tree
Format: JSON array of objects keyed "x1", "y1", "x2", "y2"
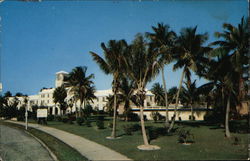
[{"x1": 53, "y1": 86, "x2": 67, "y2": 115}]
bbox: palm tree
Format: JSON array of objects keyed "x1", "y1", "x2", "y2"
[
  {"x1": 64, "y1": 66, "x2": 95, "y2": 117},
  {"x1": 117, "y1": 77, "x2": 137, "y2": 121},
  {"x1": 90, "y1": 40, "x2": 128, "y2": 139},
  {"x1": 200, "y1": 48, "x2": 238, "y2": 138},
  {"x1": 211, "y1": 17, "x2": 249, "y2": 103},
  {"x1": 53, "y1": 86, "x2": 67, "y2": 115},
  {"x1": 168, "y1": 26, "x2": 210, "y2": 132},
  {"x1": 151, "y1": 83, "x2": 165, "y2": 106},
  {"x1": 147, "y1": 23, "x2": 176, "y2": 128},
  {"x1": 125, "y1": 34, "x2": 160, "y2": 149},
  {"x1": 182, "y1": 79, "x2": 199, "y2": 120}
]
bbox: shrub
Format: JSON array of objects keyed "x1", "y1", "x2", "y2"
[
  {"x1": 76, "y1": 117, "x2": 85, "y2": 126},
  {"x1": 189, "y1": 115, "x2": 195, "y2": 121},
  {"x1": 178, "y1": 129, "x2": 194, "y2": 144},
  {"x1": 123, "y1": 125, "x2": 133, "y2": 135},
  {"x1": 127, "y1": 113, "x2": 140, "y2": 121},
  {"x1": 55, "y1": 116, "x2": 62, "y2": 122},
  {"x1": 108, "y1": 122, "x2": 113, "y2": 128},
  {"x1": 131, "y1": 124, "x2": 141, "y2": 132},
  {"x1": 17, "y1": 115, "x2": 24, "y2": 121},
  {"x1": 47, "y1": 115, "x2": 54, "y2": 121},
  {"x1": 85, "y1": 119, "x2": 92, "y2": 127},
  {"x1": 82, "y1": 104, "x2": 93, "y2": 118},
  {"x1": 97, "y1": 115, "x2": 105, "y2": 121},
  {"x1": 232, "y1": 136, "x2": 241, "y2": 145},
  {"x1": 62, "y1": 116, "x2": 69, "y2": 123},
  {"x1": 96, "y1": 120, "x2": 105, "y2": 129},
  {"x1": 147, "y1": 127, "x2": 159, "y2": 141},
  {"x1": 37, "y1": 118, "x2": 47, "y2": 125},
  {"x1": 67, "y1": 114, "x2": 76, "y2": 122},
  {"x1": 122, "y1": 124, "x2": 141, "y2": 135},
  {"x1": 204, "y1": 110, "x2": 222, "y2": 123},
  {"x1": 151, "y1": 112, "x2": 160, "y2": 122}
]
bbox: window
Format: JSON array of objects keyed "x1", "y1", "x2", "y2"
[
  {"x1": 48, "y1": 94, "x2": 50, "y2": 98},
  {"x1": 47, "y1": 100, "x2": 49, "y2": 103},
  {"x1": 102, "y1": 97, "x2": 105, "y2": 102}
]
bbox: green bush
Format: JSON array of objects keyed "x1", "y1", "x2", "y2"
[
  {"x1": 76, "y1": 117, "x2": 85, "y2": 126},
  {"x1": 131, "y1": 124, "x2": 141, "y2": 132},
  {"x1": 96, "y1": 120, "x2": 104, "y2": 129},
  {"x1": 127, "y1": 113, "x2": 140, "y2": 121},
  {"x1": 189, "y1": 115, "x2": 195, "y2": 121},
  {"x1": 82, "y1": 105, "x2": 93, "y2": 118},
  {"x1": 122, "y1": 124, "x2": 141, "y2": 135},
  {"x1": 178, "y1": 129, "x2": 195, "y2": 144},
  {"x1": 108, "y1": 122, "x2": 113, "y2": 128},
  {"x1": 85, "y1": 119, "x2": 92, "y2": 127},
  {"x1": 123, "y1": 125, "x2": 133, "y2": 135},
  {"x1": 47, "y1": 115, "x2": 54, "y2": 121},
  {"x1": 62, "y1": 117, "x2": 69, "y2": 123},
  {"x1": 55, "y1": 116, "x2": 62, "y2": 122},
  {"x1": 151, "y1": 112, "x2": 165, "y2": 122},
  {"x1": 17, "y1": 115, "x2": 24, "y2": 121}
]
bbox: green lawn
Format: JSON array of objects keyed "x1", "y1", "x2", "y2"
[
  {"x1": 0, "y1": 121, "x2": 88, "y2": 161},
  {"x1": 36, "y1": 118, "x2": 248, "y2": 160}
]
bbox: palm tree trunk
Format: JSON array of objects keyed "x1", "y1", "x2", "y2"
[
  {"x1": 191, "y1": 103, "x2": 194, "y2": 120},
  {"x1": 111, "y1": 80, "x2": 118, "y2": 138},
  {"x1": 161, "y1": 67, "x2": 169, "y2": 128},
  {"x1": 225, "y1": 94, "x2": 231, "y2": 138},
  {"x1": 140, "y1": 104, "x2": 149, "y2": 145},
  {"x1": 168, "y1": 67, "x2": 185, "y2": 133}
]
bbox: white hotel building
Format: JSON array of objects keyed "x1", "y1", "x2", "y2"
[{"x1": 11, "y1": 71, "x2": 156, "y2": 116}]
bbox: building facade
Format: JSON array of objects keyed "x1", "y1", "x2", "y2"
[{"x1": 9, "y1": 71, "x2": 156, "y2": 116}]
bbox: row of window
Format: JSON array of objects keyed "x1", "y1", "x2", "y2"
[{"x1": 41, "y1": 94, "x2": 51, "y2": 98}]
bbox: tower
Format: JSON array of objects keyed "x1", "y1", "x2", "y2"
[{"x1": 55, "y1": 71, "x2": 68, "y2": 88}]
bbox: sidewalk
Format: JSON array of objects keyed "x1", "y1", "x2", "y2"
[{"x1": 6, "y1": 121, "x2": 132, "y2": 161}]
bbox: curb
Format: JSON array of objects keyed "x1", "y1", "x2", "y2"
[{"x1": 24, "y1": 130, "x2": 59, "y2": 161}]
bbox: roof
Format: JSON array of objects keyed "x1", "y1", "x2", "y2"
[
  {"x1": 56, "y1": 71, "x2": 69, "y2": 75},
  {"x1": 95, "y1": 89, "x2": 113, "y2": 97}
]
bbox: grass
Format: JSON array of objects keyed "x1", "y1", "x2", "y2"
[
  {"x1": 32, "y1": 117, "x2": 249, "y2": 160},
  {"x1": 0, "y1": 121, "x2": 88, "y2": 161}
]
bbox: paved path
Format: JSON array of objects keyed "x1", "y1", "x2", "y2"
[
  {"x1": 0, "y1": 125, "x2": 54, "y2": 161},
  {"x1": 6, "y1": 121, "x2": 132, "y2": 161}
]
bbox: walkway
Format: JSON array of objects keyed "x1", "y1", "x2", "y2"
[
  {"x1": 0, "y1": 125, "x2": 54, "y2": 161},
  {"x1": 6, "y1": 121, "x2": 132, "y2": 161}
]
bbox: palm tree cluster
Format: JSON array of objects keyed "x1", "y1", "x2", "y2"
[
  {"x1": 63, "y1": 66, "x2": 96, "y2": 117},
  {"x1": 90, "y1": 16, "x2": 249, "y2": 148},
  {"x1": 52, "y1": 66, "x2": 96, "y2": 117}
]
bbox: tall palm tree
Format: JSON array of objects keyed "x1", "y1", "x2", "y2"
[
  {"x1": 211, "y1": 17, "x2": 249, "y2": 103},
  {"x1": 168, "y1": 26, "x2": 210, "y2": 132},
  {"x1": 151, "y1": 83, "x2": 165, "y2": 106},
  {"x1": 53, "y1": 86, "x2": 67, "y2": 115},
  {"x1": 64, "y1": 66, "x2": 95, "y2": 117},
  {"x1": 90, "y1": 40, "x2": 128, "y2": 139},
  {"x1": 147, "y1": 23, "x2": 176, "y2": 128},
  {"x1": 200, "y1": 48, "x2": 238, "y2": 138},
  {"x1": 125, "y1": 34, "x2": 160, "y2": 149}
]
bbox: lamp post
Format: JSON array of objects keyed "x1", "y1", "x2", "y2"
[
  {"x1": 24, "y1": 96, "x2": 28, "y2": 130},
  {"x1": 25, "y1": 106, "x2": 28, "y2": 130}
]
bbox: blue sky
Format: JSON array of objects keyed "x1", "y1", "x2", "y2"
[{"x1": 0, "y1": 0, "x2": 248, "y2": 95}]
